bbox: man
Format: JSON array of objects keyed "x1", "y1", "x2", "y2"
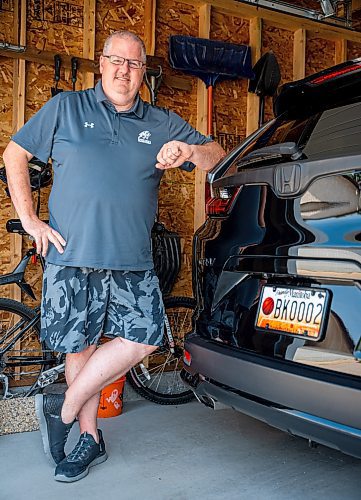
[{"x1": 3, "y1": 31, "x2": 225, "y2": 482}]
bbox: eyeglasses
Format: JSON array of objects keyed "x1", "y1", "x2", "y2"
[{"x1": 102, "y1": 55, "x2": 145, "y2": 70}]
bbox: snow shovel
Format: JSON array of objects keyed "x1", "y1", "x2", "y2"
[
  {"x1": 169, "y1": 35, "x2": 254, "y2": 136},
  {"x1": 248, "y1": 51, "x2": 281, "y2": 127}
]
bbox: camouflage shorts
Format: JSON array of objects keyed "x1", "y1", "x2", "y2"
[{"x1": 40, "y1": 263, "x2": 165, "y2": 353}]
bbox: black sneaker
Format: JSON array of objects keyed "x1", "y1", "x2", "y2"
[
  {"x1": 35, "y1": 393, "x2": 75, "y2": 466},
  {"x1": 54, "y1": 429, "x2": 107, "y2": 482}
]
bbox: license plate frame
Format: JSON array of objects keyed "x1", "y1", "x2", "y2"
[{"x1": 255, "y1": 284, "x2": 331, "y2": 341}]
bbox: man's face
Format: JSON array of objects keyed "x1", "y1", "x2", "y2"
[{"x1": 99, "y1": 36, "x2": 146, "y2": 108}]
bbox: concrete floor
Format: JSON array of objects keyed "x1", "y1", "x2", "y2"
[{"x1": 1, "y1": 400, "x2": 360, "y2": 500}]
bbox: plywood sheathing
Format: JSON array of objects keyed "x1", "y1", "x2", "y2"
[
  {"x1": 19, "y1": 0, "x2": 87, "y2": 305},
  {"x1": 26, "y1": 0, "x2": 85, "y2": 122},
  {"x1": 95, "y1": 1, "x2": 145, "y2": 57},
  {"x1": 0, "y1": 5, "x2": 15, "y2": 42},
  {"x1": 210, "y1": 11, "x2": 249, "y2": 142},
  {"x1": 347, "y1": 40, "x2": 361, "y2": 59},
  {"x1": 262, "y1": 22, "x2": 294, "y2": 123},
  {"x1": 25, "y1": 0, "x2": 85, "y2": 98},
  {"x1": 0, "y1": 1, "x2": 17, "y2": 298},
  {"x1": 305, "y1": 36, "x2": 336, "y2": 75},
  {"x1": 156, "y1": 0, "x2": 199, "y2": 297}
]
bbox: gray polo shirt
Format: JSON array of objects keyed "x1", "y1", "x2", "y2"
[{"x1": 12, "y1": 82, "x2": 211, "y2": 270}]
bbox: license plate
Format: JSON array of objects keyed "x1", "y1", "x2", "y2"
[{"x1": 255, "y1": 285, "x2": 330, "y2": 341}]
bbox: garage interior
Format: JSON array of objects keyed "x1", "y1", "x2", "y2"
[
  {"x1": 1, "y1": 1, "x2": 361, "y2": 496},
  {"x1": 1, "y1": 0, "x2": 361, "y2": 305}
]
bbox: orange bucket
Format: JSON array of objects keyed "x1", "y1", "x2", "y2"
[{"x1": 97, "y1": 376, "x2": 126, "y2": 418}]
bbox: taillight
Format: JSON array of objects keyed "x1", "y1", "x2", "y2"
[
  {"x1": 183, "y1": 349, "x2": 192, "y2": 366},
  {"x1": 310, "y1": 63, "x2": 361, "y2": 85},
  {"x1": 205, "y1": 181, "x2": 240, "y2": 216}
]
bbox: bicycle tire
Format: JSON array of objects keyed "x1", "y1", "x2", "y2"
[
  {"x1": 126, "y1": 296, "x2": 196, "y2": 405},
  {"x1": 0, "y1": 298, "x2": 53, "y2": 397}
]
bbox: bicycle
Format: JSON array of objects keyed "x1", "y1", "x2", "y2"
[{"x1": 0, "y1": 218, "x2": 196, "y2": 404}]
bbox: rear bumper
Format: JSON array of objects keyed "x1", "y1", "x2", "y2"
[{"x1": 182, "y1": 335, "x2": 361, "y2": 459}]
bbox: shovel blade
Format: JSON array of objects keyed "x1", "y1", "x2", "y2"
[{"x1": 169, "y1": 35, "x2": 254, "y2": 87}]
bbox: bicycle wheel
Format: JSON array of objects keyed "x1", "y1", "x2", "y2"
[
  {"x1": 127, "y1": 296, "x2": 196, "y2": 405},
  {"x1": 0, "y1": 298, "x2": 53, "y2": 397}
]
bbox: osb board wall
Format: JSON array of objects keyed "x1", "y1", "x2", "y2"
[
  {"x1": 305, "y1": 37, "x2": 336, "y2": 76},
  {"x1": 0, "y1": 0, "x2": 15, "y2": 295},
  {"x1": 210, "y1": 11, "x2": 249, "y2": 141},
  {"x1": 262, "y1": 22, "x2": 294, "y2": 122},
  {"x1": 1, "y1": 0, "x2": 361, "y2": 303},
  {"x1": 95, "y1": 1, "x2": 145, "y2": 57},
  {"x1": 156, "y1": 0, "x2": 199, "y2": 296},
  {"x1": 347, "y1": 41, "x2": 361, "y2": 60}
]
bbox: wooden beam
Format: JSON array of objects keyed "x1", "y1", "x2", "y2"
[
  {"x1": 82, "y1": 0, "x2": 96, "y2": 90},
  {"x1": 10, "y1": 0, "x2": 26, "y2": 302},
  {"x1": 144, "y1": 0, "x2": 157, "y2": 55},
  {"x1": 246, "y1": 17, "x2": 262, "y2": 137},
  {"x1": 0, "y1": 47, "x2": 190, "y2": 91},
  {"x1": 142, "y1": 0, "x2": 157, "y2": 103},
  {"x1": 293, "y1": 29, "x2": 306, "y2": 81},
  {"x1": 335, "y1": 39, "x2": 348, "y2": 65},
  {"x1": 194, "y1": 3, "x2": 211, "y2": 231},
  {"x1": 181, "y1": 0, "x2": 361, "y2": 43},
  {"x1": 0, "y1": 46, "x2": 162, "y2": 74}
]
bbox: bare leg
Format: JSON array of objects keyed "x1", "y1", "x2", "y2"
[
  {"x1": 62, "y1": 337, "x2": 157, "y2": 424},
  {"x1": 65, "y1": 345, "x2": 99, "y2": 441}
]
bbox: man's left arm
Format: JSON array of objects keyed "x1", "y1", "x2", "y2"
[{"x1": 156, "y1": 140, "x2": 226, "y2": 172}]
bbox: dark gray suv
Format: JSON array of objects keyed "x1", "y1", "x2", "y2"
[{"x1": 182, "y1": 59, "x2": 361, "y2": 459}]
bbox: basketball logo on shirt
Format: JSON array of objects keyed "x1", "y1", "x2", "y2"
[{"x1": 138, "y1": 130, "x2": 151, "y2": 144}]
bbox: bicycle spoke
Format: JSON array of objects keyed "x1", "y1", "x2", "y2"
[{"x1": 0, "y1": 300, "x2": 50, "y2": 397}]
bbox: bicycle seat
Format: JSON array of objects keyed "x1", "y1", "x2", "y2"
[{"x1": 6, "y1": 218, "x2": 49, "y2": 235}]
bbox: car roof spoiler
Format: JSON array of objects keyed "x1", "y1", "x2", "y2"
[{"x1": 274, "y1": 58, "x2": 361, "y2": 120}]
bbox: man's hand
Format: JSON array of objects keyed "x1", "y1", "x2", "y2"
[
  {"x1": 156, "y1": 141, "x2": 193, "y2": 170},
  {"x1": 3, "y1": 141, "x2": 66, "y2": 257},
  {"x1": 22, "y1": 217, "x2": 66, "y2": 257},
  {"x1": 156, "y1": 140, "x2": 226, "y2": 172}
]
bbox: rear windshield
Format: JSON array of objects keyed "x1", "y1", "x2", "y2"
[{"x1": 227, "y1": 101, "x2": 361, "y2": 176}]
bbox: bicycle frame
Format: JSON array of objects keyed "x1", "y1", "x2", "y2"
[
  {"x1": 0, "y1": 247, "x2": 43, "y2": 300},
  {"x1": 0, "y1": 245, "x2": 52, "y2": 397}
]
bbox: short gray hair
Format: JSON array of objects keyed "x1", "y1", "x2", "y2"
[{"x1": 103, "y1": 31, "x2": 146, "y2": 63}]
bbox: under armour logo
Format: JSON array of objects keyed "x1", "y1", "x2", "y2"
[
  {"x1": 138, "y1": 130, "x2": 151, "y2": 144},
  {"x1": 84, "y1": 122, "x2": 95, "y2": 128}
]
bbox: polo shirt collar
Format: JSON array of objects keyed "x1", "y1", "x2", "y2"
[{"x1": 95, "y1": 80, "x2": 144, "y2": 118}]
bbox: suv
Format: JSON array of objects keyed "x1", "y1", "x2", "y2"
[{"x1": 182, "y1": 59, "x2": 361, "y2": 459}]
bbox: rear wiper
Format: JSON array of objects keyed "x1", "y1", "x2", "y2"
[{"x1": 237, "y1": 142, "x2": 303, "y2": 169}]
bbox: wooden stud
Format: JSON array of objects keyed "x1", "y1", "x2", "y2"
[
  {"x1": 194, "y1": 3, "x2": 211, "y2": 231},
  {"x1": 352, "y1": 0, "x2": 361, "y2": 11},
  {"x1": 335, "y1": 39, "x2": 347, "y2": 65},
  {"x1": 293, "y1": 29, "x2": 306, "y2": 81},
  {"x1": 181, "y1": 0, "x2": 361, "y2": 43},
  {"x1": 144, "y1": 0, "x2": 157, "y2": 55},
  {"x1": 9, "y1": 0, "x2": 26, "y2": 302},
  {"x1": 142, "y1": 0, "x2": 157, "y2": 103},
  {"x1": 82, "y1": 0, "x2": 96, "y2": 90},
  {"x1": 246, "y1": 17, "x2": 262, "y2": 137}
]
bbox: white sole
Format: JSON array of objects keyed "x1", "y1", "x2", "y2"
[{"x1": 54, "y1": 453, "x2": 108, "y2": 482}]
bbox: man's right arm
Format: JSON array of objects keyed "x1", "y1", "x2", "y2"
[{"x1": 3, "y1": 141, "x2": 66, "y2": 256}]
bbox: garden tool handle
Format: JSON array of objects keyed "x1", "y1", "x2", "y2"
[{"x1": 207, "y1": 85, "x2": 213, "y2": 137}]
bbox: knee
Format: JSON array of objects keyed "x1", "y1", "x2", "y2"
[{"x1": 117, "y1": 338, "x2": 157, "y2": 359}]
